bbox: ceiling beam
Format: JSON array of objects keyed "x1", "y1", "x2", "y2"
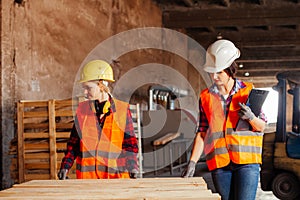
[
  {"x1": 187, "y1": 28, "x2": 300, "y2": 48},
  {"x1": 221, "y1": 0, "x2": 230, "y2": 7},
  {"x1": 236, "y1": 70, "x2": 294, "y2": 77},
  {"x1": 182, "y1": 0, "x2": 194, "y2": 7},
  {"x1": 236, "y1": 61, "x2": 300, "y2": 68},
  {"x1": 163, "y1": 6, "x2": 300, "y2": 28},
  {"x1": 238, "y1": 76, "x2": 277, "y2": 88},
  {"x1": 238, "y1": 47, "x2": 300, "y2": 61},
  {"x1": 236, "y1": 61, "x2": 300, "y2": 78}
]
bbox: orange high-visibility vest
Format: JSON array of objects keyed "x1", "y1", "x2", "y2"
[
  {"x1": 200, "y1": 82, "x2": 264, "y2": 171},
  {"x1": 75, "y1": 99, "x2": 130, "y2": 179}
]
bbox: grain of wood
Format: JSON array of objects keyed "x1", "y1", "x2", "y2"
[{"x1": 0, "y1": 178, "x2": 220, "y2": 200}]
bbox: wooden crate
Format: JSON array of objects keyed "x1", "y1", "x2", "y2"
[
  {"x1": 16, "y1": 99, "x2": 78, "y2": 183},
  {"x1": 0, "y1": 177, "x2": 221, "y2": 199}
]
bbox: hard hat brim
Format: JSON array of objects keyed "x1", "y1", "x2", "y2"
[
  {"x1": 77, "y1": 78, "x2": 115, "y2": 83},
  {"x1": 204, "y1": 65, "x2": 228, "y2": 73}
]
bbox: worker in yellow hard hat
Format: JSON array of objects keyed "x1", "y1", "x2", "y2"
[
  {"x1": 182, "y1": 39, "x2": 267, "y2": 200},
  {"x1": 58, "y1": 60, "x2": 139, "y2": 179}
]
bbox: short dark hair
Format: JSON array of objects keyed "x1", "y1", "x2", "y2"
[{"x1": 224, "y1": 61, "x2": 237, "y2": 78}]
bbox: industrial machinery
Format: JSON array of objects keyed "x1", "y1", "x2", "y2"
[{"x1": 260, "y1": 71, "x2": 300, "y2": 199}]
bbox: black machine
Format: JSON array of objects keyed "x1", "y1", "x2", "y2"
[{"x1": 260, "y1": 71, "x2": 300, "y2": 199}]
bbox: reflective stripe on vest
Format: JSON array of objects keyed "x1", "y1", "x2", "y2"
[
  {"x1": 201, "y1": 82, "x2": 264, "y2": 171},
  {"x1": 75, "y1": 99, "x2": 130, "y2": 179}
]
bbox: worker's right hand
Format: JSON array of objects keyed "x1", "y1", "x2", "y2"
[
  {"x1": 181, "y1": 160, "x2": 196, "y2": 178},
  {"x1": 238, "y1": 102, "x2": 255, "y2": 121},
  {"x1": 57, "y1": 169, "x2": 68, "y2": 180}
]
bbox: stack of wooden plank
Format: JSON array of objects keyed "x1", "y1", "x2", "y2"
[
  {"x1": 0, "y1": 177, "x2": 220, "y2": 199},
  {"x1": 14, "y1": 99, "x2": 78, "y2": 183}
]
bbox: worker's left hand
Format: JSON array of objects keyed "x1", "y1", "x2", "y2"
[
  {"x1": 238, "y1": 102, "x2": 255, "y2": 121},
  {"x1": 57, "y1": 169, "x2": 68, "y2": 180},
  {"x1": 129, "y1": 168, "x2": 139, "y2": 179}
]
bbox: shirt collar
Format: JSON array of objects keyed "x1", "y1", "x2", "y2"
[{"x1": 209, "y1": 78, "x2": 246, "y2": 96}]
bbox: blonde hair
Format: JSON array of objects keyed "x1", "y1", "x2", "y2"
[{"x1": 98, "y1": 80, "x2": 111, "y2": 94}]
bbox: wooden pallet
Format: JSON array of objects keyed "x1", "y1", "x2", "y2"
[
  {"x1": 16, "y1": 99, "x2": 78, "y2": 183},
  {"x1": 0, "y1": 177, "x2": 221, "y2": 199}
]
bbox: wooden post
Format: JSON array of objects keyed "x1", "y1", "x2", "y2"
[
  {"x1": 17, "y1": 102, "x2": 25, "y2": 183},
  {"x1": 48, "y1": 100, "x2": 57, "y2": 179}
]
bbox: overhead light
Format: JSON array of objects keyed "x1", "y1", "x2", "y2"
[
  {"x1": 244, "y1": 72, "x2": 250, "y2": 77},
  {"x1": 238, "y1": 64, "x2": 244, "y2": 68},
  {"x1": 217, "y1": 34, "x2": 223, "y2": 40}
]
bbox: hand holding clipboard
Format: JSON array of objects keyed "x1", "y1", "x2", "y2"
[
  {"x1": 238, "y1": 102, "x2": 255, "y2": 121},
  {"x1": 236, "y1": 89, "x2": 269, "y2": 130}
]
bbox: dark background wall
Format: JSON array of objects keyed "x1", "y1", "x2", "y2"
[{"x1": 1, "y1": 0, "x2": 206, "y2": 188}]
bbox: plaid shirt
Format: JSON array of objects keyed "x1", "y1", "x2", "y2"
[
  {"x1": 60, "y1": 99, "x2": 138, "y2": 172},
  {"x1": 197, "y1": 79, "x2": 267, "y2": 133}
]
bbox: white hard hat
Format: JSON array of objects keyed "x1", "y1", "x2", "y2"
[{"x1": 203, "y1": 39, "x2": 240, "y2": 73}]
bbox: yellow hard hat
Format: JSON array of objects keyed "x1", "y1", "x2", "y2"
[{"x1": 78, "y1": 60, "x2": 115, "y2": 83}]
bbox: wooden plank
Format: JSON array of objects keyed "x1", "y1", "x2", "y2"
[
  {"x1": 17, "y1": 102, "x2": 25, "y2": 183},
  {"x1": 56, "y1": 123, "x2": 73, "y2": 129},
  {"x1": 56, "y1": 143, "x2": 67, "y2": 149},
  {"x1": 23, "y1": 111, "x2": 48, "y2": 118},
  {"x1": 24, "y1": 142, "x2": 49, "y2": 150},
  {"x1": 25, "y1": 163, "x2": 50, "y2": 169},
  {"x1": 49, "y1": 100, "x2": 57, "y2": 180},
  {"x1": 0, "y1": 178, "x2": 220, "y2": 199},
  {"x1": 0, "y1": 179, "x2": 221, "y2": 200},
  {"x1": 55, "y1": 110, "x2": 74, "y2": 117},
  {"x1": 24, "y1": 123, "x2": 49, "y2": 129},
  {"x1": 55, "y1": 99, "x2": 78, "y2": 106},
  {"x1": 24, "y1": 174, "x2": 50, "y2": 181},
  {"x1": 20, "y1": 100, "x2": 48, "y2": 107},
  {"x1": 153, "y1": 132, "x2": 180, "y2": 146},
  {"x1": 25, "y1": 152, "x2": 50, "y2": 159},
  {"x1": 56, "y1": 152, "x2": 65, "y2": 160},
  {"x1": 56, "y1": 132, "x2": 70, "y2": 138},
  {"x1": 24, "y1": 142, "x2": 65, "y2": 152},
  {"x1": 24, "y1": 132, "x2": 49, "y2": 139}
]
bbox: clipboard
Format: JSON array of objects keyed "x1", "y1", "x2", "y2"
[
  {"x1": 236, "y1": 89, "x2": 269, "y2": 130},
  {"x1": 246, "y1": 89, "x2": 269, "y2": 117}
]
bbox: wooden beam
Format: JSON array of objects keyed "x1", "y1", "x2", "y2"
[
  {"x1": 237, "y1": 76, "x2": 277, "y2": 88},
  {"x1": 182, "y1": 0, "x2": 194, "y2": 7},
  {"x1": 17, "y1": 102, "x2": 25, "y2": 183},
  {"x1": 48, "y1": 100, "x2": 57, "y2": 180},
  {"x1": 258, "y1": 0, "x2": 266, "y2": 5},
  {"x1": 237, "y1": 70, "x2": 277, "y2": 77},
  {"x1": 187, "y1": 28, "x2": 300, "y2": 48},
  {"x1": 238, "y1": 47, "x2": 300, "y2": 61},
  {"x1": 221, "y1": 0, "x2": 230, "y2": 7},
  {"x1": 163, "y1": 6, "x2": 300, "y2": 28},
  {"x1": 236, "y1": 61, "x2": 300, "y2": 68},
  {"x1": 236, "y1": 62, "x2": 300, "y2": 77}
]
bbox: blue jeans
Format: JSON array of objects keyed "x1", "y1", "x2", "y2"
[{"x1": 211, "y1": 162, "x2": 260, "y2": 200}]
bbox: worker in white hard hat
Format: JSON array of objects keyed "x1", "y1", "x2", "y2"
[
  {"x1": 182, "y1": 39, "x2": 267, "y2": 200},
  {"x1": 58, "y1": 60, "x2": 139, "y2": 180}
]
